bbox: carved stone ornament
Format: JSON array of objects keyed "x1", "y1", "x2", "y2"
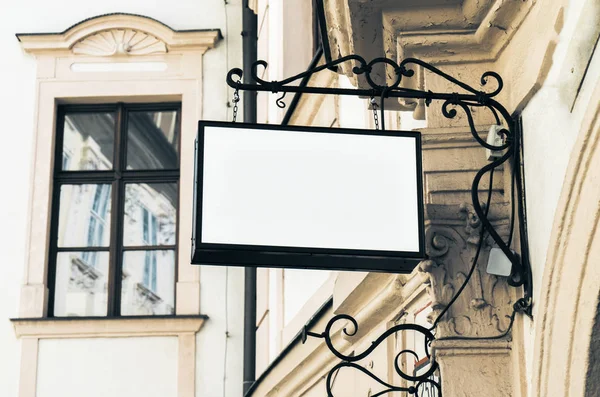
[
  {"x1": 420, "y1": 203, "x2": 514, "y2": 338},
  {"x1": 72, "y1": 29, "x2": 167, "y2": 56}
]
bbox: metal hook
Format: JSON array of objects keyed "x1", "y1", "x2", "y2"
[{"x1": 276, "y1": 92, "x2": 287, "y2": 109}]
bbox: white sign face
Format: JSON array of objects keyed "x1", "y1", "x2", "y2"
[{"x1": 196, "y1": 122, "x2": 423, "y2": 261}]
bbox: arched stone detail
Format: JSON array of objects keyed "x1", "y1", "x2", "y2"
[
  {"x1": 17, "y1": 13, "x2": 220, "y2": 55},
  {"x1": 532, "y1": 68, "x2": 600, "y2": 396}
]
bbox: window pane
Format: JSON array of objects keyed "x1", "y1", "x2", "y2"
[
  {"x1": 123, "y1": 183, "x2": 177, "y2": 246},
  {"x1": 58, "y1": 184, "x2": 112, "y2": 247},
  {"x1": 54, "y1": 251, "x2": 109, "y2": 316},
  {"x1": 121, "y1": 250, "x2": 175, "y2": 315},
  {"x1": 62, "y1": 112, "x2": 115, "y2": 171},
  {"x1": 126, "y1": 110, "x2": 180, "y2": 169}
]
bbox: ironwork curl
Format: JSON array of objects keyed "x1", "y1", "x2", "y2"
[
  {"x1": 303, "y1": 314, "x2": 441, "y2": 396},
  {"x1": 226, "y1": 53, "x2": 533, "y2": 396},
  {"x1": 275, "y1": 92, "x2": 287, "y2": 109}
]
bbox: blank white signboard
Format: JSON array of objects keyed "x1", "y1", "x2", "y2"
[{"x1": 199, "y1": 123, "x2": 422, "y2": 254}]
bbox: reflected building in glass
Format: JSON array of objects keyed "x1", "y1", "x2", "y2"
[{"x1": 53, "y1": 108, "x2": 179, "y2": 317}]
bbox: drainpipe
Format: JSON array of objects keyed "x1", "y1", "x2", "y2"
[{"x1": 242, "y1": 0, "x2": 257, "y2": 395}]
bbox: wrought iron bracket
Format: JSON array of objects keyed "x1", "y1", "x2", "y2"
[
  {"x1": 225, "y1": 54, "x2": 534, "y2": 396},
  {"x1": 302, "y1": 314, "x2": 441, "y2": 396}
]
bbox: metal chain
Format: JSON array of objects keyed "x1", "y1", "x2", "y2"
[
  {"x1": 370, "y1": 97, "x2": 379, "y2": 130},
  {"x1": 231, "y1": 83, "x2": 240, "y2": 122}
]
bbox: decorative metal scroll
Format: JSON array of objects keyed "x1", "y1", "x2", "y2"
[
  {"x1": 226, "y1": 54, "x2": 533, "y2": 396},
  {"x1": 302, "y1": 314, "x2": 441, "y2": 396}
]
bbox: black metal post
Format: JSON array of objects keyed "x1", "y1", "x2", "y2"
[
  {"x1": 242, "y1": 1, "x2": 258, "y2": 124},
  {"x1": 242, "y1": 1, "x2": 258, "y2": 395}
]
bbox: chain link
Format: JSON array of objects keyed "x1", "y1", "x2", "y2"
[
  {"x1": 370, "y1": 97, "x2": 379, "y2": 130},
  {"x1": 231, "y1": 83, "x2": 240, "y2": 122}
]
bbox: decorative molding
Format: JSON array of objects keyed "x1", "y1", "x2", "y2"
[
  {"x1": 324, "y1": 0, "x2": 563, "y2": 117},
  {"x1": 72, "y1": 29, "x2": 167, "y2": 56},
  {"x1": 11, "y1": 315, "x2": 207, "y2": 338},
  {"x1": 325, "y1": 0, "x2": 533, "y2": 68},
  {"x1": 421, "y1": 204, "x2": 514, "y2": 338},
  {"x1": 17, "y1": 13, "x2": 221, "y2": 55},
  {"x1": 432, "y1": 339, "x2": 513, "y2": 397},
  {"x1": 389, "y1": 0, "x2": 534, "y2": 65}
]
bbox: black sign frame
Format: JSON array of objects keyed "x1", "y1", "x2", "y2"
[{"x1": 192, "y1": 120, "x2": 426, "y2": 273}]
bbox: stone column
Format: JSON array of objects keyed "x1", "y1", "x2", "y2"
[{"x1": 417, "y1": 105, "x2": 517, "y2": 396}]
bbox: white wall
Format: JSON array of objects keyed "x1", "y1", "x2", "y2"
[
  {"x1": 521, "y1": 0, "x2": 600, "y2": 393},
  {"x1": 37, "y1": 337, "x2": 178, "y2": 397},
  {"x1": 197, "y1": 265, "x2": 245, "y2": 397},
  {"x1": 0, "y1": 2, "x2": 244, "y2": 396}
]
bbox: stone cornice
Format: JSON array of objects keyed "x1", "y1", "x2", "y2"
[
  {"x1": 11, "y1": 315, "x2": 207, "y2": 338},
  {"x1": 325, "y1": 0, "x2": 534, "y2": 95},
  {"x1": 16, "y1": 13, "x2": 221, "y2": 55},
  {"x1": 389, "y1": 0, "x2": 533, "y2": 65}
]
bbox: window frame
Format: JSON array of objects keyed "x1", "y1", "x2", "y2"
[{"x1": 48, "y1": 102, "x2": 182, "y2": 317}]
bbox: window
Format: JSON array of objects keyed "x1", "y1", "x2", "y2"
[{"x1": 49, "y1": 104, "x2": 180, "y2": 317}]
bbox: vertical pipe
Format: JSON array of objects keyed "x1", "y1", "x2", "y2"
[
  {"x1": 242, "y1": 1, "x2": 257, "y2": 395},
  {"x1": 243, "y1": 1, "x2": 258, "y2": 124}
]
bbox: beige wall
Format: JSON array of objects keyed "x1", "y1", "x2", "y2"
[
  {"x1": 248, "y1": 0, "x2": 600, "y2": 395},
  {"x1": 520, "y1": 1, "x2": 600, "y2": 393}
]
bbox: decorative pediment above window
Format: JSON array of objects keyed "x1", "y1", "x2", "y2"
[
  {"x1": 17, "y1": 13, "x2": 221, "y2": 56},
  {"x1": 72, "y1": 29, "x2": 167, "y2": 56}
]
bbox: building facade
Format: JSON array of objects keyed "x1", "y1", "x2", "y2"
[
  {"x1": 2, "y1": 0, "x2": 599, "y2": 396},
  {"x1": 247, "y1": 0, "x2": 600, "y2": 396},
  {"x1": 1, "y1": 2, "x2": 246, "y2": 397}
]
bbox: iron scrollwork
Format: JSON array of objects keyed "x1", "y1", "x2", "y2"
[
  {"x1": 226, "y1": 53, "x2": 532, "y2": 397},
  {"x1": 302, "y1": 314, "x2": 441, "y2": 396}
]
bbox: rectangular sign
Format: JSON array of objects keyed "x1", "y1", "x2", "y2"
[{"x1": 192, "y1": 121, "x2": 425, "y2": 273}]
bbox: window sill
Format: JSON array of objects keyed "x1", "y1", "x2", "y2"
[{"x1": 10, "y1": 314, "x2": 208, "y2": 338}]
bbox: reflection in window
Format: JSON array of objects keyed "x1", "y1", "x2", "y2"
[
  {"x1": 54, "y1": 252, "x2": 109, "y2": 317},
  {"x1": 123, "y1": 183, "x2": 177, "y2": 247},
  {"x1": 121, "y1": 250, "x2": 175, "y2": 316},
  {"x1": 51, "y1": 105, "x2": 180, "y2": 317},
  {"x1": 127, "y1": 111, "x2": 180, "y2": 170},
  {"x1": 58, "y1": 184, "x2": 112, "y2": 248},
  {"x1": 62, "y1": 112, "x2": 115, "y2": 171},
  {"x1": 82, "y1": 185, "x2": 111, "y2": 267},
  {"x1": 62, "y1": 151, "x2": 71, "y2": 170},
  {"x1": 142, "y1": 208, "x2": 158, "y2": 290}
]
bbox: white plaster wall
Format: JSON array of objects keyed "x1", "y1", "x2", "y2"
[
  {"x1": 0, "y1": 11, "x2": 36, "y2": 397},
  {"x1": 0, "y1": 2, "x2": 244, "y2": 397},
  {"x1": 521, "y1": 0, "x2": 600, "y2": 394},
  {"x1": 196, "y1": 265, "x2": 245, "y2": 397},
  {"x1": 37, "y1": 337, "x2": 178, "y2": 397}
]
